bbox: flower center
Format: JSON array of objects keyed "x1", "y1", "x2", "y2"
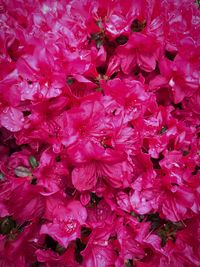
[
  {"x1": 100, "y1": 136, "x2": 113, "y2": 149},
  {"x1": 64, "y1": 220, "x2": 77, "y2": 234}
]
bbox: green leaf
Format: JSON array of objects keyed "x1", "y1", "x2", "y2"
[
  {"x1": 157, "y1": 229, "x2": 167, "y2": 247},
  {"x1": 0, "y1": 172, "x2": 4, "y2": 181},
  {"x1": 130, "y1": 212, "x2": 144, "y2": 222},
  {"x1": 29, "y1": 156, "x2": 39, "y2": 169},
  {"x1": 183, "y1": 150, "x2": 189, "y2": 156},
  {"x1": 116, "y1": 35, "x2": 128, "y2": 45},
  {"x1": 15, "y1": 166, "x2": 31, "y2": 177},
  {"x1": 96, "y1": 20, "x2": 103, "y2": 30},
  {"x1": 66, "y1": 76, "x2": 74, "y2": 85},
  {"x1": 160, "y1": 126, "x2": 167, "y2": 134},
  {"x1": 56, "y1": 244, "x2": 66, "y2": 255}
]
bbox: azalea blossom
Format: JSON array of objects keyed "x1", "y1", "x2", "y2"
[{"x1": 0, "y1": 0, "x2": 199, "y2": 266}]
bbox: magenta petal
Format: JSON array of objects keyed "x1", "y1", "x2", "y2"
[
  {"x1": 40, "y1": 221, "x2": 79, "y2": 248},
  {"x1": 137, "y1": 53, "x2": 157, "y2": 72},
  {"x1": 0, "y1": 107, "x2": 24, "y2": 132},
  {"x1": 72, "y1": 163, "x2": 97, "y2": 191}
]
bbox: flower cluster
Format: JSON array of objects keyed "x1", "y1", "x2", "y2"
[{"x1": 0, "y1": 0, "x2": 200, "y2": 266}]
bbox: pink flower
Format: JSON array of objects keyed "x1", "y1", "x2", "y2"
[
  {"x1": 36, "y1": 242, "x2": 79, "y2": 267},
  {"x1": 40, "y1": 197, "x2": 87, "y2": 248},
  {"x1": 0, "y1": 71, "x2": 24, "y2": 132},
  {"x1": 102, "y1": 78, "x2": 149, "y2": 121},
  {"x1": 33, "y1": 148, "x2": 69, "y2": 194},
  {"x1": 152, "y1": 57, "x2": 199, "y2": 103},
  {"x1": 86, "y1": 199, "x2": 114, "y2": 227},
  {"x1": 0, "y1": 222, "x2": 40, "y2": 267},
  {"x1": 116, "y1": 32, "x2": 161, "y2": 73},
  {"x1": 0, "y1": 0, "x2": 199, "y2": 265},
  {"x1": 81, "y1": 225, "x2": 116, "y2": 267}
]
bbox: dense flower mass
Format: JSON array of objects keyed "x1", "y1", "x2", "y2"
[{"x1": 0, "y1": 0, "x2": 200, "y2": 266}]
